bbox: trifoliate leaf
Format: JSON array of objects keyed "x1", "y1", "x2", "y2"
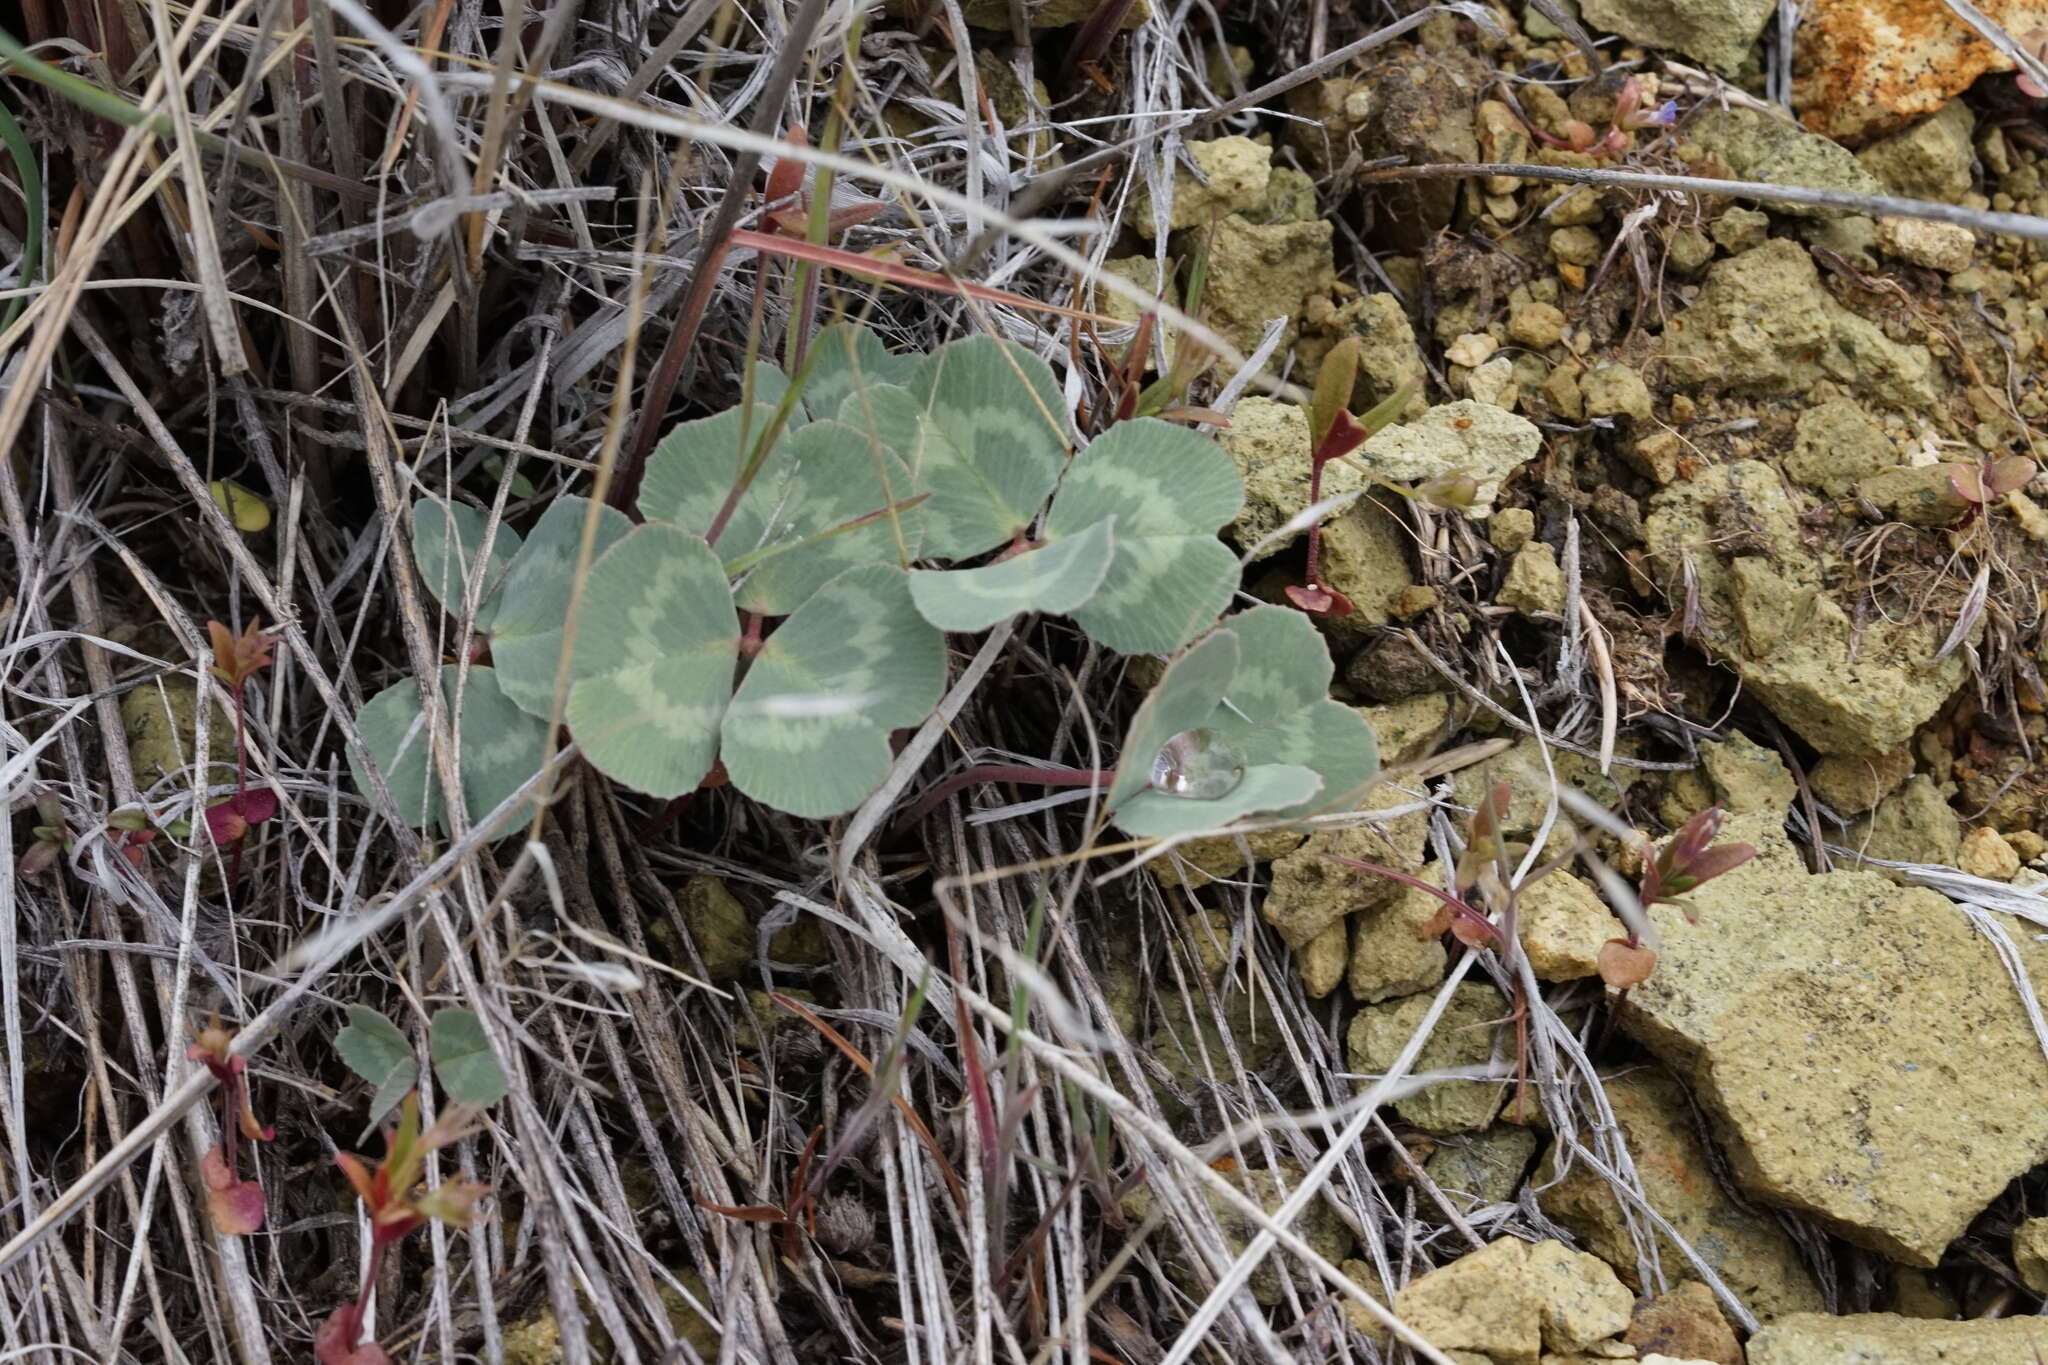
[
  {"x1": 1199, "y1": 606, "x2": 1379, "y2": 818},
  {"x1": 334, "y1": 1006, "x2": 416, "y2": 1123},
  {"x1": 722, "y1": 565, "x2": 946, "y2": 818},
  {"x1": 565, "y1": 525, "x2": 738, "y2": 799},
  {"x1": 722, "y1": 420, "x2": 923, "y2": 616},
  {"x1": 489, "y1": 496, "x2": 633, "y2": 719},
  {"x1": 905, "y1": 336, "x2": 1069, "y2": 558},
  {"x1": 1041, "y1": 419, "x2": 1243, "y2": 655},
  {"x1": 412, "y1": 499, "x2": 520, "y2": 630},
  {"x1": 349, "y1": 666, "x2": 550, "y2": 836},
  {"x1": 747, "y1": 359, "x2": 808, "y2": 427},
  {"x1": 429, "y1": 1008, "x2": 509, "y2": 1108},
  {"x1": 907, "y1": 517, "x2": 1117, "y2": 632},
  {"x1": 1104, "y1": 627, "x2": 1240, "y2": 813}
]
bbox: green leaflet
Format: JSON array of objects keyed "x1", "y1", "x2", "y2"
[
  {"x1": 1104, "y1": 627, "x2": 1240, "y2": 812},
  {"x1": 350, "y1": 665, "x2": 549, "y2": 837},
  {"x1": 722, "y1": 565, "x2": 947, "y2": 819},
  {"x1": 800, "y1": 321, "x2": 917, "y2": 416},
  {"x1": 906, "y1": 336, "x2": 1069, "y2": 558},
  {"x1": 1042, "y1": 418, "x2": 1244, "y2": 656},
  {"x1": 1113, "y1": 765, "x2": 1324, "y2": 839},
  {"x1": 429, "y1": 1007, "x2": 509, "y2": 1107},
  {"x1": 334, "y1": 1006, "x2": 416, "y2": 1123},
  {"x1": 489, "y1": 496, "x2": 633, "y2": 718},
  {"x1": 1203, "y1": 606, "x2": 1379, "y2": 819},
  {"x1": 412, "y1": 499, "x2": 520, "y2": 631},
  {"x1": 638, "y1": 401, "x2": 793, "y2": 556},
  {"x1": 565, "y1": 525, "x2": 740, "y2": 799},
  {"x1": 907, "y1": 517, "x2": 1116, "y2": 632}
]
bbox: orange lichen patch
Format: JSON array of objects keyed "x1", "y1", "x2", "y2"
[{"x1": 1793, "y1": 0, "x2": 2045, "y2": 144}]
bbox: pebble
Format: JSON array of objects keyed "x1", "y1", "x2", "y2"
[
  {"x1": 1875, "y1": 216, "x2": 1976, "y2": 272},
  {"x1": 1957, "y1": 826, "x2": 2021, "y2": 881},
  {"x1": 1508, "y1": 302, "x2": 1568, "y2": 349}
]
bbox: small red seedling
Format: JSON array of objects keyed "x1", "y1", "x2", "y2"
[
  {"x1": 1526, "y1": 75, "x2": 1677, "y2": 159},
  {"x1": 205, "y1": 618, "x2": 280, "y2": 891},
  {"x1": 18, "y1": 793, "x2": 68, "y2": 880},
  {"x1": 1285, "y1": 339, "x2": 1413, "y2": 618},
  {"x1": 1596, "y1": 803, "x2": 1756, "y2": 994},
  {"x1": 187, "y1": 1014, "x2": 272, "y2": 1235},
  {"x1": 1947, "y1": 453, "x2": 2038, "y2": 526},
  {"x1": 316, "y1": 1092, "x2": 491, "y2": 1365}
]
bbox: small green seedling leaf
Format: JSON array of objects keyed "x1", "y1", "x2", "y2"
[
  {"x1": 429, "y1": 1008, "x2": 508, "y2": 1107},
  {"x1": 489, "y1": 495, "x2": 634, "y2": 718},
  {"x1": 350, "y1": 666, "x2": 550, "y2": 836},
  {"x1": 906, "y1": 336, "x2": 1069, "y2": 557},
  {"x1": 566, "y1": 525, "x2": 739, "y2": 799},
  {"x1": 639, "y1": 401, "x2": 791, "y2": 553},
  {"x1": 412, "y1": 499, "x2": 520, "y2": 630},
  {"x1": 1104, "y1": 627, "x2": 1240, "y2": 812},
  {"x1": 334, "y1": 1006, "x2": 417, "y2": 1123},
  {"x1": 907, "y1": 517, "x2": 1117, "y2": 632},
  {"x1": 1042, "y1": 418, "x2": 1243, "y2": 656},
  {"x1": 1195, "y1": 606, "x2": 1378, "y2": 819},
  {"x1": 722, "y1": 564, "x2": 946, "y2": 818}
]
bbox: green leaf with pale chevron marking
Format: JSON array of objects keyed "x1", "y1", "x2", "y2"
[
  {"x1": 349, "y1": 665, "x2": 549, "y2": 837},
  {"x1": 906, "y1": 336, "x2": 1069, "y2": 557},
  {"x1": 412, "y1": 499, "x2": 520, "y2": 631},
  {"x1": 1105, "y1": 627, "x2": 1239, "y2": 812},
  {"x1": 722, "y1": 565, "x2": 946, "y2": 818},
  {"x1": 1114, "y1": 765, "x2": 1324, "y2": 838},
  {"x1": 800, "y1": 321, "x2": 917, "y2": 417},
  {"x1": 639, "y1": 401, "x2": 792, "y2": 557},
  {"x1": 490, "y1": 496, "x2": 633, "y2": 718},
  {"x1": 1041, "y1": 418, "x2": 1243, "y2": 656},
  {"x1": 1191, "y1": 606, "x2": 1378, "y2": 819},
  {"x1": 724, "y1": 419, "x2": 923, "y2": 615},
  {"x1": 564, "y1": 525, "x2": 739, "y2": 799},
  {"x1": 907, "y1": 517, "x2": 1116, "y2": 632}
]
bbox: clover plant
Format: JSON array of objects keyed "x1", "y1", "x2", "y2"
[{"x1": 353, "y1": 322, "x2": 1371, "y2": 829}]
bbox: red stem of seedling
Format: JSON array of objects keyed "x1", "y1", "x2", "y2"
[
  {"x1": 228, "y1": 680, "x2": 248, "y2": 892},
  {"x1": 1302, "y1": 453, "x2": 1328, "y2": 589}
]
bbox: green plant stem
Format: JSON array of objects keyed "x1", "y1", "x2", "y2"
[{"x1": 0, "y1": 92, "x2": 40, "y2": 332}]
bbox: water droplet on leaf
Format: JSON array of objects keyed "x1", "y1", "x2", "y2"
[{"x1": 1149, "y1": 728, "x2": 1245, "y2": 800}]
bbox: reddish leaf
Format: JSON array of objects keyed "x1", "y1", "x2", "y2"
[
  {"x1": 206, "y1": 618, "x2": 276, "y2": 690},
  {"x1": 205, "y1": 786, "x2": 279, "y2": 845},
  {"x1": 315, "y1": 1306, "x2": 393, "y2": 1365},
  {"x1": 1990, "y1": 455, "x2": 2038, "y2": 496},
  {"x1": 201, "y1": 1143, "x2": 265, "y2": 1234},
  {"x1": 1447, "y1": 911, "x2": 1500, "y2": 950},
  {"x1": 1284, "y1": 583, "x2": 1355, "y2": 617},
  {"x1": 763, "y1": 122, "x2": 808, "y2": 206},
  {"x1": 1597, "y1": 939, "x2": 1658, "y2": 990},
  {"x1": 1309, "y1": 409, "x2": 1369, "y2": 468},
  {"x1": 335, "y1": 1152, "x2": 378, "y2": 1207}
]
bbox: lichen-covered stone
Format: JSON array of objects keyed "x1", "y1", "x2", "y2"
[
  {"x1": 1509, "y1": 302, "x2": 1568, "y2": 349},
  {"x1": 1580, "y1": 364, "x2": 1653, "y2": 422},
  {"x1": 1264, "y1": 792, "x2": 1431, "y2": 948},
  {"x1": 1360, "y1": 693, "x2": 1451, "y2": 767},
  {"x1": 1349, "y1": 984, "x2": 1508, "y2": 1134},
  {"x1": 1200, "y1": 214, "x2": 1336, "y2": 356},
  {"x1": 1490, "y1": 507, "x2": 1535, "y2": 553},
  {"x1": 1299, "y1": 919, "x2": 1349, "y2": 998},
  {"x1": 1286, "y1": 50, "x2": 1485, "y2": 233},
  {"x1": 1809, "y1": 744, "x2": 1913, "y2": 813},
  {"x1": 1152, "y1": 828, "x2": 1306, "y2": 890},
  {"x1": 1134, "y1": 136, "x2": 1272, "y2": 235},
  {"x1": 1697, "y1": 732, "x2": 1795, "y2": 815},
  {"x1": 1297, "y1": 291, "x2": 1430, "y2": 419},
  {"x1": 1221, "y1": 397, "x2": 1370, "y2": 560},
  {"x1": 1581, "y1": 0, "x2": 1775, "y2": 75},
  {"x1": 1749, "y1": 1312, "x2": 2048, "y2": 1364},
  {"x1": 1526, "y1": 1240, "x2": 1634, "y2": 1353},
  {"x1": 1794, "y1": 0, "x2": 2039, "y2": 145},
  {"x1": 1536, "y1": 1065, "x2": 1826, "y2": 1320},
  {"x1": 1784, "y1": 394, "x2": 1897, "y2": 496},
  {"x1": 1423, "y1": 1124, "x2": 1539, "y2": 1211},
  {"x1": 1350, "y1": 400, "x2": 1542, "y2": 520},
  {"x1": 1348, "y1": 862, "x2": 1450, "y2": 1002},
  {"x1": 1394, "y1": 1237, "x2": 1541, "y2": 1365},
  {"x1": 1318, "y1": 497, "x2": 1419, "y2": 640},
  {"x1": 1623, "y1": 828, "x2": 2048, "y2": 1265},
  {"x1": 1500, "y1": 542, "x2": 1566, "y2": 616},
  {"x1": 1875, "y1": 216, "x2": 1976, "y2": 271},
  {"x1": 674, "y1": 876, "x2": 751, "y2": 982},
  {"x1": 123, "y1": 679, "x2": 230, "y2": 787},
  {"x1": 1518, "y1": 872, "x2": 1618, "y2": 982},
  {"x1": 2014, "y1": 1216, "x2": 2048, "y2": 1293},
  {"x1": 1691, "y1": 106, "x2": 1885, "y2": 216},
  {"x1": 1642, "y1": 459, "x2": 1967, "y2": 756},
  {"x1": 1843, "y1": 774, "x2": 1961, "y2": 865},
  {"x1": 1958, "y1": 825, "x2": 2021, "y2": 880},
  {"x1": 1857, "y1": 97, "x2": 1975, "y2": 201},
  {"x1": 1625, "y1": 1282, "x2": 1742, "y2": 1365},
  {"x1": 1662, "y1": 240, "x2": 1937, "y2": 407}
]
